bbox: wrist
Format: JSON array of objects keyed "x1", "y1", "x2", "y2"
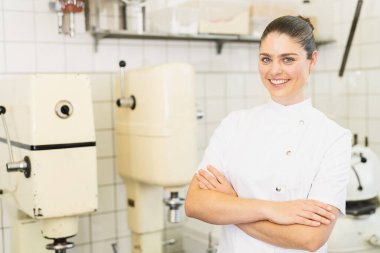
[{"x1": 253, "y1": 199, "x2": 273, "y2": 221}]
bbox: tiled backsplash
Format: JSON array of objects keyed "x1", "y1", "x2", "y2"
[{"x1": 1, "y1": 0, "x2": 380, "y2": 252}]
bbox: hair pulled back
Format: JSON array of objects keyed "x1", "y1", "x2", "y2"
[{"x1": 260, "y1": 15, "x2": 316, "y2": 59}]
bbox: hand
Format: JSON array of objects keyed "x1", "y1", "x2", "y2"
[
  {"x1": 196, "y1": 165, "x2": 238, "y2": 197},
  {"x1": 265, "y1": 200, "x2": 336, "y2": 227}
]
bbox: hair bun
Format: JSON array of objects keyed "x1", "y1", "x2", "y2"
[{"x1": 298, "y1": 15, "x2": 314, "y2": 31}]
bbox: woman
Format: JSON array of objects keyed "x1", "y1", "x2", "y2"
[{"x1": 185, "y1": 16, "x2": 351, "y2": 253}]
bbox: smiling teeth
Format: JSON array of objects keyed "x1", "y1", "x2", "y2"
[{"x1": 270, "y1": 79, "x2": 288, "y2": 85}]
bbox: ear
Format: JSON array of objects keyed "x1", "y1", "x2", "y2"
[{"x1": 309, "y1": 50, "x2": 318, "y2": 72}]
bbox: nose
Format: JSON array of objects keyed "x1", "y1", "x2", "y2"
[{"x1": 270, "y1": 61, "x2": 283, "y2": 75}]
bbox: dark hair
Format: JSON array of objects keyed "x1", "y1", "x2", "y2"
[{"x1": 260, "y1": 15, "x2": 316, "y2": 59}]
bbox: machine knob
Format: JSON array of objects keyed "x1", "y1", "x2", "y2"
[
  {"x1": 119, "y1": 60, "x2": 126, "y2": 68},
  {"x1": 55, "y1": 100, "x2": 73, "y2": 119},
  {"x1": 61, "y1": 105, "x2": 70, "y2": 116},
  {"x1": 0, "y1": 106, "x2": 6, "y2": 114}
]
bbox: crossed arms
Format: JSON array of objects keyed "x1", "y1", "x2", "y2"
[{"x1": 185, "y1": 166, "x2": 339, "y2": 252}]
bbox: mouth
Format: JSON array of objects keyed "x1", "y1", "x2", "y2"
[{"x1": 269, "y1": 79, "x2": 290, "y2": 87}]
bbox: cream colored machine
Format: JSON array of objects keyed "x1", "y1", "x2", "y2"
[
  {"x1": 115, "y1": 62, "x2": 197, "y2": 253},
  {"x1": 0, "y1": 75, "x2": 98, "y2": 253}
]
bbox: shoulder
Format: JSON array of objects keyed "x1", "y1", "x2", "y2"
[{"x1": 311, "y1": 108, "x2": 352, "y2": 146}]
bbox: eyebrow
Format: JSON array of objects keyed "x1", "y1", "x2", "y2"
[{"x1": 259, "y1": 53, "x2": 299, "y2": 57}]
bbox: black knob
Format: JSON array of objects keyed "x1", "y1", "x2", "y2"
[
  {"x1": 61, "y1": 105, "x2": 70, "y2": 116},
  {"x1": 360, "y1": 153, "x2": 367, "y2": 163},
  {"x1": 0, "y1": 106, "x2": 6, "y2": 115},
  {"x1": 119, "y1": 60, "x2": 126, "y2": 68}
]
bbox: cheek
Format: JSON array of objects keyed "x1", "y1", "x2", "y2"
[
  {"x1": 287, "y1": 65, "x2": 307, "y2": 80},
  {"x1": 258, "y1": 64, "x2": 267, "y2": 78}
]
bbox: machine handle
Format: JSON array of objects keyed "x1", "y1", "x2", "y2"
[
  {"x1": 116, "y1": 60, "x2": 137, "y2": 110},
  {"x1": 0, "y1": 106, "x2": 6, "y2": 114},
  {"x1": 0, "y1": 105, "x2": 32, "y2": 178}
]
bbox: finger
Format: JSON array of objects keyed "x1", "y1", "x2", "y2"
[
  {"x1": 196, "y1": 173, "x2": 215, "y2": 189},
  {"x1": 300, "y1": 211, "x2": 331, "y2": 225},
  {"x1": 303, "y1": 202, "x2": 336, "y2": 220},
  {"x1": 296, "y1": 217, "x2": 321, "y2": 227},
  {"x1": 199, "y1": 169, "x2": 220, "y2": 188},
  {"x1": 207, "y1": 166, "x2": 226, "y2": 184}
]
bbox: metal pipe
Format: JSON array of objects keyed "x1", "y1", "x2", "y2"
[{"x1": 339, "y1": 0, "x2": 363, "y2": 77}]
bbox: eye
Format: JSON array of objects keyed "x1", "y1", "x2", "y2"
[
  {"x1": 260, "y1": 57, "x2": 271, "y2": 64},
  {"x1": 283, "y1": 57, "x2": 295, "y2": 64}
]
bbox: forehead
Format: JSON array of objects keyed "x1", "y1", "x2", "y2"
[{"x1": 260, "y1": 32, "x2": 306, "y2": 56}]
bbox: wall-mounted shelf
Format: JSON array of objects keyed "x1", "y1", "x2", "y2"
[{"x1": 91, "y1": 28, "x2": 334, "y2": 54}]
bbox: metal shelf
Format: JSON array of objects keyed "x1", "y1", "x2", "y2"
[{"x1": 91, "y1": 28, "x2": 334, "y2": 54}]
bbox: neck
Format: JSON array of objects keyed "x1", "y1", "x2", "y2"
[{"x1": 271, "y1": 92, "x2": 305, "y2": 106}]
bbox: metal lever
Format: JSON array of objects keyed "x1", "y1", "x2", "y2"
[
  {"x1": 116, "y1": 60, "x2": 136, "y2": 110},
  {"x1": 0, "y1": 105, "x2": 32, "y2": 178}
]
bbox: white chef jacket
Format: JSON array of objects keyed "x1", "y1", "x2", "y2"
[{"x1": 198, "y1": 98, "x2": 352, "y2": 253}]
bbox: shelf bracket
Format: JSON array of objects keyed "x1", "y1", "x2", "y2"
[
  {"x1": 216, "y1": 41, "x2": 224, "y2": 54},
  {"x1": 92, "y1": 30, "x2": 108, "y2": 52}
]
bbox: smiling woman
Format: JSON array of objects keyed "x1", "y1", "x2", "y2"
[
  {"x1": 258, "y1": 16, "x2": 318, "y2": 106},
  {"x1": 185, "y1": 15, "x2": 352, "y2": 253}
]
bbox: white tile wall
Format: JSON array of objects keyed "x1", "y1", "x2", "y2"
[
  {"x1": 361, "y1": 18, "x2": 380, "y2": 44},
  {"x1": 3, "y1": 0, "x2": 33, "y2": 11},
  {"x1": 368, "y1": 95, "x2": 380, "y2": 119},
  {"x1": 34, "y1": 0, "x2": 51, "y2": 12},
  {"x1": 143, "y1": 41, "x2": 167, "y2": 66},
  {"x1": 367, "y1": 69, "x2": 380, "y2": 94},
  {"x1": 0, "y1": 43, "x2": 4, "y2": 72},
  {"x1": 74, "y1": 216, "x2": 91, "y2": 244},
  {"x1": 5, "y1": 43, "x2": 36, "y2": 73},
  {"x1": 90, "y1": 74, "x2": 113, "y2": 101},
  {"x1": 95, "y1": 130, "x2": 114, "y2": 158},
  {"x1": 189, "y1": 44, "x2": 211, "y2": 71},
  {"x1": 70, "y1": 244, "x2": 92, "y2": 253},
  {"x1": 36, "y1": 43, "x2": 66, "y2": 72},
  {"x1": 3, "y1": 12, "x2": 34, "y2": 42},
  {"x1": 91, "y1": 213, "x2": 116, "y2": 241},
  {"x1": 313, "y1": 72, "x2": 330, "y2": 95},
  {"x1": 116, "y1": 184, "x2": 127, "y2": 210},
  {"x1": 229, "y1": 43, "x2": 250, "y2": 72},
  {"x1": 0, "y1": 12, "x2": 4, "y2": 41},
  {"x1": 245, "y1": 73, "x2": 266, "y2": 97},
  {"x1": 97, "y1": 158, "x2": 116, "y2": 186},
  {"x1": 66, "y1": 44, "x2": 93, "y2": 72},
  {"x1": 93, "y1": 44, "x2": 119, "y2": 72},
  {"x1": 119, "y1": 43, "x2": 144, "y2": 70},
  {"x1": 210, "y1": 44, "x2": 230, "y2": 72},
  {"x1": 361, "y1": 43, "x2": 380, "y2": 68},
  {"x1": 167, "y1": 44, "x2": 189, "y2": 63},
  {"x1": 205, "y1": 73, "x2": 225, "y2": 98},
  {"x1": 97, "y1": 186, "x2": 116, "y2": 213},
  {"x1": 93, "y1": 102, "x2": 113, "y2": 129},
  {"x1": 35, "y1": 12, "x2": 65, "y2": 43},
  {"x1": 116, "y1": 210, "x2": 130, "y2": 237},
  {"x1": 226, "y1": 74, "x2": 245, "y2": 97},
  {"x1": 92, "y1": 239, "x2": 117, "y2": 253}
]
